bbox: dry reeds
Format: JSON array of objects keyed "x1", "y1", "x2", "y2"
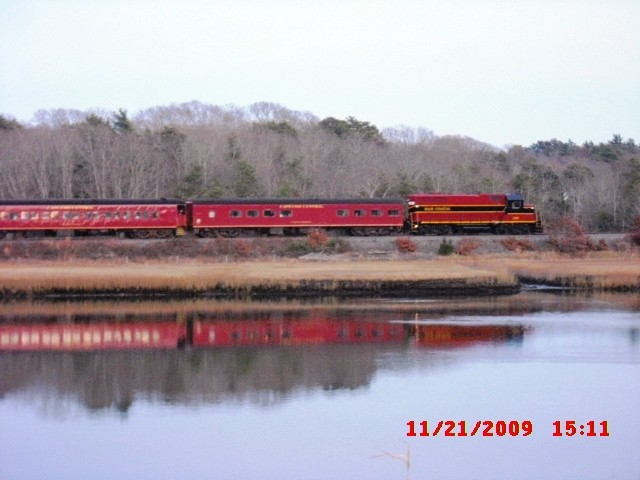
[
  {"x1": 502, "y1": 252, "x2": 640, "y2": 291},
  {"x1": 1, "y1": 251, "x2": 637, "y2": 299},
  {"x1": 0, "y1": 258, "x2": 518, "y2": 299}
]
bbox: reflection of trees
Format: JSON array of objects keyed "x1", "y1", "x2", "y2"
[
  {"x1": 5, "y1": 293, "x2": 601, "y2": 414},
  {"x1": 0, "y1": 344, "x2": 392, "y2": 411}
]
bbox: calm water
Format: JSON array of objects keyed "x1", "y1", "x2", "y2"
[{"x1": 1, "y1": 293, "x2": 639, "y2": 480}]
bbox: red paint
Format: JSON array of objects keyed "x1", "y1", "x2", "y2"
[
  {"x1": 192, "y1": 318, "x2": 406, "y2": 347},
  {"x1": 407, "y1": 193, "x2": 541, "y2": 233},
  {"x1": 189, "y1": 199, "x2": 404, "y2": 234},
  {"x1": 0, "y1": 200, "x2": 186, "y2": 235}
]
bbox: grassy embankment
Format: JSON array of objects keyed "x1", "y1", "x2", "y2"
[{"x1": 1, "y1": 250, "x2": 638, "y2": 299}]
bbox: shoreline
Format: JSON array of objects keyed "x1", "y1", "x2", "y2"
[{"x1": 0, "y1": 279, "x2": 521, "y2": 301}]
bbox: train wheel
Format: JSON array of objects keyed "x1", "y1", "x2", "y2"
[
  {"x1": 133, "y1": 230, "x2": 152, "y2": 239},
  {"x1": 153, "y1": 230, "x2": 172, "y2": 239},
  {"x1": 217, "y1": 229, "x2": 240, "y2": 238}
]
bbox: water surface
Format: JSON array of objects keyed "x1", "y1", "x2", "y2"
[{"x1": 1, "y1": 293, "x2": 638, "y2": 479}]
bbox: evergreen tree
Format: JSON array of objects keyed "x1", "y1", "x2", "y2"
[
  {"x1": 112, "y1": 108, "x2": 133, "y2": 133},
  {"x1": 232, "y1": 159, "x2": 261, "y2": 197},
  {"x1": 319, "y1": 116, "x2": 384, "y2": 143},
  {"x1": 0, "y1": 115, "x2": 22, "y2": 130}
]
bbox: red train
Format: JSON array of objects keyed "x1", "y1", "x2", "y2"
[
  {"x1": 0, "y1": 319, "x2": 525, "y2": 351},
  {"x1": 0, "y1": 194, "x2": 542, "y2": 239}
]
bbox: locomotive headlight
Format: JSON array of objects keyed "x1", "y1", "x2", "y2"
[
  {"x1": 408, "y1": 201, "x2": 415, "y2": 206},
  {"x1": 196, "y1": 218, "x2": 201, "y2": 224}
]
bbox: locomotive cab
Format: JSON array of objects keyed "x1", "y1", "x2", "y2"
[{"x1": 505, "y1": 194, "x2": 524, "y2": 212}]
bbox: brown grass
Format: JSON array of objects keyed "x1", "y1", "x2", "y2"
[
  {"x1": 1, "y1": 251, "x2": 638, "y2": 297},
  {"x1": 501, "y1": 251, "x2": 640, "y2": 290},
  {"x1": 0, "y1": 257, "x2": 515, "y2": 296}
]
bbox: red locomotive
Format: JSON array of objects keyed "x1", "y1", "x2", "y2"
[
  {"x1": 0, "y1": 193, "x2": 542, "y2": 239},
  {"x1": 411, "y1": 323, "x2": 526, "y2": 349},
  {"x1": 407, "y1": 193, "x2": 542, "y2": 235}
]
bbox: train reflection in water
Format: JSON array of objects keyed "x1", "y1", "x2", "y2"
[
  {"x1": 0, "y1": 315, "x2": 527, "y2": 351},
  {"x1": 0, "y1": 308, "x2": 530, "y2": 411}
]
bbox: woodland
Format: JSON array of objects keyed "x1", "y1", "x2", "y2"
[{"x1": 1, "y1": 101, "x2": 638, "y2": 232}]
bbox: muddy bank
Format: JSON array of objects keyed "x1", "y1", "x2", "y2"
[
  {"x1": 0, "y1": 278, "x2": 521, "y2": 301},
  {"x1": 517, "y1": 275, "x2": 640, "y2": 293}
]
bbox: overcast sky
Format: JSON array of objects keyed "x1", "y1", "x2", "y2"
[{"x1": 1, "y1": 0, "x2": 638, "y2": 147}]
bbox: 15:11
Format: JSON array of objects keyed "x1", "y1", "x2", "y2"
[{"x1": 552, "y1": 420, "x2": 609, "y2": 437}]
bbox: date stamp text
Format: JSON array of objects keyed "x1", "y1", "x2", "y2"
[{"x1": 406, "y1": 420, "x2": 609, "y2": 437}]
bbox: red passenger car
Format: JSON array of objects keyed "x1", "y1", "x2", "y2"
[
  {"x1": 191, "y1": 318, "x2": 407, "y2": 347},
  {"x1": 188, "y1": 198, "x2": 405, "y2": 236},
  {"x1": 0, "y1": 199, "x2": 187, "y2": 238},
  {"x1": 0, "y1": 322, "x2": 185, "y2": 351},
  {"x1": 406, "y1": 193, "x2": 542, "y2": 235}
]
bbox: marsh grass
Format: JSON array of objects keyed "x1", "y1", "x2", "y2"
[
  {"x1": 502, "y1": 252, "x2": 640, "y2": 291},
  {"x1": 0, "y1": 258, "x2": 517, "y2": 298},
  {"x1": 1, "y1": 251, "x2": 637, "y2": 298},
  {"x1": 373, "y1": 445, "x2": 411, "y2": 480}
]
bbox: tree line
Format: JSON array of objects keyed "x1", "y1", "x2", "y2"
[{"x1": 1, "y1": 101, "x2": 639, "y2": 232}]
